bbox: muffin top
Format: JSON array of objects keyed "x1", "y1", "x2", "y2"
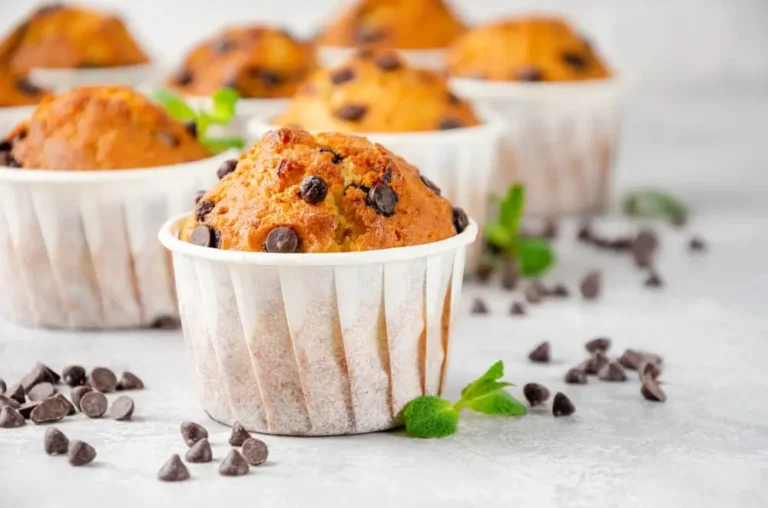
[
  {"x1": 0, "y1": 66, "x2": 49, "y2": 107},
  {"x1": 447, "y1": 16, "x2": 610, "y2": 82},
  {"x1": 1, "y1": 86, "x2": 211, "y2": 170},
  {"x1": 167, "y1": 25, "x2": 316, "y2": 99},
  {"x1": 317, "y1": 0, "x2": 465, "y2": 50},
  {"x1": 1, "y1": 4, "x2": 149, "y2": 73},
  {"x1": 180, "y1": 128, "x2": 467, "y2": 253},
  {"x1": 273, "y1": 50, "x2": 479, "y2": 133}
]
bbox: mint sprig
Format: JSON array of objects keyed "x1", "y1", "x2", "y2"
[
  {"x1": 485, "y1": 185, "x2": 556, "y2": 277},
  {"x1": 152, "y1": 87, "x2": 244, "y2": 154},
  {"x1": 623, "y1": 189, "x2": 688, "y2": 226},
  {"x1": 401, "y1": 361, "x2": 526, "y2": 439}
]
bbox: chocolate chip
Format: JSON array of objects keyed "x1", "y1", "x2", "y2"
[
  {"x1": 374, "y1": 53, "x2": 400, "y2": 71},
  {"x1": 580, "y1": 271, "x2": 602, "y2": 300},
  {"x1": 0, "y1": 395, "x2": 20, "y2": 410},
  {"x1": 152, "y1": 315, "x2": 180, "y2": 329},
  {"x1": 157, "y1": 132, "x2": 179, "y2": 147},
  {"x1": 176, "y1": 70, "x2": 193, "y2": 86},
  {"x1": 251, "y1": 67, "x2": 283, "y2": 88},
  {"x1": 44, "y1": 427, "x2": 69, "y2": 455},
  {"x1": 21, "y1": 364, "x2": 48, "y2": 391},
  {"x1": 18, "y1": 401, "x2": 40, "y2": 419},
  {"x1": 211, "y1": 38, "x2": 234, "y2": 53},
  {"x1": 185, "y1": 121, "x2": 198, "y2": 138},
  {"x1": 689, "y1": 236, "x2": 707, "y2": 252},
  {"x1": 354, "y1": 27, "x2": 386, "y2": 44},
  {"x1": 242, "y1": 437, "x2": 269, "y2": 466},
  {"x1": 509, "y1": 302, "x2": 526, "y2": 316},
  {"x1": 319, "y1": 147, "x2": 344, "y2": 164},
  {"x1": 158, "y1": 454, "x2": 190, "y2": 481},
  {"x1": 0, "y1": 152, "x2": 21, "y2": 168},
  {"x1": 219, "y1": 449, "x2": 250, "y2": 476},
  {"x1": 194, "y1": 190, "x2": 206, "y2": 205},
  {"x1": 181, "y1": 421, "x2": 209, "y2": 447},
  {"x1": 640, "y1": 361, "x2": 661, "y2": 381},
  {"x1": 475, "y1": 262, "x2": 493, "y2": 283},
  {"x1": 523, "y1": 383, "x2": 550, "y2": 407},
  {"x1": 264, "y1": 226, "x2": 300, "y2": 253},
  {"x1": 641, "y1": 376, "x2": 666, "y2": 402},
  {"x1": 27, "y1": 382, "x2": 55, "y2": 402},
  {"x1": 300, "y1": 176, "x2": 328, "y2": 204},
  {"x1": 525, "y1": 283, "x2": 543, "y2": 304},
  {"x1": 62, "y1": 366, "x2": 86, "y2": 387},
  {"x1": 116, "y1": 372, "x2": 144, "y2": 391},
  {"x1": 551, "y1": 284, "x2": 569, "y2": 298},
  {"x1": 30, "y1": 396, "x2": 69, "y2": 424},
  {"x1": 516, "y1": 65, "x2": 543, "y2": 82},
  {"x1": 577, "y1": 223, "x2": 592, "y2": 242},
  {"x1": 528, "y1": 342, "x2": 550, "y2": 363},
  {"x1": 585, "y1": 352, "x2": 609, "y2": 375},
  {"x1": 88, "y1": 367, "x2": 117, "y2": 393},
  {"x1": 420, "y1": 175, "x2": 441, "y2": 196},
  {"x1": 189, "y1": 225, "x2": 218, "y2": 248},
  {"x1": 7, "y1": 384, "x2": 25, "y2": 405},
  {"x1": 565, "y1": 368, "x2": 588, "y2": 385},
  {"x1": 452, "y1": 207, "x2": 469, "y2": 234},
  {"x1": 330, "y1": 67, "x2": 355, "y2": 85},
  {"x1": 109, "y1": 396, "x2": 134, "y2": 421},
  {"x1": 42, "y1": 364, "x2": 60, "y2": 384},
  {"x1": 562, "y1": 52, "x2": 588, "y2": 70},
  {"x1": 228, "y1": 421, "x2": 251, "y2": 446},
  {"x1": 195, "y1": 199, "x2": 215, "y2": 222},
  {"x1": 68, "y1": 440, "x2": 97, "y2": 466},
  {"x1": 632, "y1": 229, "x2": 658, "y2": 267},
  {"x1": 80, "y1": 391, "x2": 108, "y2": 418},
  {"x1": 553, "y1": 392, "x2": 575, "y2": 416},
  {"x1": 0, "y1": 406, "x2": 25, "y2": 428},
  {"x1": 585, "y1": 337, "x2": 611, "y2": 354},
  {"x1": 598, "y1": 361, "x2": 627, "y2": 382},
  {"x1": 644, "y1": 271, "x2": 663, "y2": 288},
  {"x1": 335, "y1": 104, "x2": 368, "y2": 122},
  {"x1": 70, "y1": 386, "x2": 93, "y2": 412},
  {"x1": 438, "y1": 117, "x2": 464, "y2": 130},
  {"x1": 15, "y1": 77, "x2": 42, "y2": 95},
  {"x1": 185, "y1": 438, "x2": 213, "y2": 463},
  {"x1": 53, "y1": 393, "x2": 76, "y2": 416},
  {"x1": 0, "y1": 378, "x2": 5, "y2": 395},
  {"x1": 367, "y1": 184, "x2": 398, "y2": 217},
  {"x1": 0, "y1": 140, "x2": 11, "y2": 153},
  {"x1": 471, "y1": 298, "x2": 489, "y2": 315},
  {"x1": 216, "y1": 159, "x2": 238, "y2": 180},
  {"x1": 609, "y1": 237, "x2": 633, "y2": 251}
]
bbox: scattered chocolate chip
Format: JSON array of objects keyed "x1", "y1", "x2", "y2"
[
  {"x1": 116, "y1": 372, "x2": 144, "y2": 391},
  {"x1": 185, "y1": 121, "x2": 198, "y2": 138},
  {"x1": 551, "y1": 284, "x2": 569, "y2": 298},
  {"x1": 523, "y1": 383, "x2": 550, "y2": 407},
  {"x1": 525, "y1": 283, "x2": 543, "y2": 304},
  {"x1": 330, "y1": 67, "x2": 355, "y2": 85},
  {"x1": 27, "y1": 382, "x2": 55, "y2": 402},
  {"x1": 501, "y1": 259, "x2": 519, "y2": 290},
  {"x1": 15, "y1": 77, "x2": 42, "y2": 95},
  {"x1": 21, "y1": 364, "x2": 48, "y2": 391},
  {"x1": 109, "y1": 396, "x2": 134, "y2": 421},
  {"x1": 79, "y1": 391, "x2": 108, "y2": 419},
  {"x1": 68, "y1": 440, "x2": 97, "y2": 466},
  {"x1": 185, "y1": 438, "x2": 213, "y2": 463},
  {"x1": 553, "y1": 392, "x2": 575, "y2": 416},
  {"x1": 18, "y1": 401, "x2": 40, "y2": 419},
  {"x1": 0, "y1": 379, "x2": 4, "y2": 394},
  {"x1": 219, "y1": 449, "x2": 250, "y2": 476},
  {"x1": 242, "y1": 437, "x2": 269, "y2": 466},
  {"x1": 598, "y1": 361, "x2": 627, "y2": 382},
  {"x1": 577, "y1": 223, "x2": 592, "y2": 242},
  {"x1": 44, "y1": 427, "x2": 69, "y2": 455},
  {"x1": 420, "y1": 175, "x2": 441, "y2": 195},
  {"x1": 300, "y1": 176, "x2": 328, "y2": 204},
  {"x1": 7, "y1": 384, "x2": 25, "y2": 405},
  {"x1": 516, "y1": 65, "x2": 543, "y2": 82},
  {"x1": 585, "y1": 352, "x2": 609, "y2": 375},
  {"x1": 689, "y1": 236, "x2": 707, "y2": 252},
  {"x1": 229, "y1": 421, "x2": 252, "y2": 446},
  {"x1": 0, "y1": 406, "x2": 25, "y2": 428},
  {"x1": 641, "y1": 375, "x2": 666, "y2": 402},
  {"x1": 195, "y1": 199, "x2": 215, "y2": 222},
  {"x1": 644, "y1": 271, "x2": 663, "y2": 288},
  {"x1": 609, "y1": 237, "x2": 633, "y2": 251},
  {"x1": 580, "y1": 271, "x2": 602, "y2": 300},
  {"x1": 453, "y1": 207, "x2": 469, "y2": 234},
  {"x1": 585, "y1": 337, "x2": 611, "y2": 354},
  {"x1": 509, "y1": 302, "x2": 526, "y2": 316},
  {"x1": 53, "y1": 394, "x2": 76, "y2": 416},
  {"x1": 438, "y1": 117, "x2": 464, "y2": 130},
  {"x1": 189, "y1": 225, "x2": 218, "y2": 248},
  {"x1": 30, "y1": 396, "x2": 69, "y2": 424},
  {"x1": 88, "y1": 367, "x2": 117, "y2": 393},
  {"x1": 367, "y1": 184, "x2": 399, "y2": 217},
  {"x1": 640, "y1": 361, "x2": 661, "y2": 381},
  {"x1": 152, "y1": 315, "x2": 180, "y2": 329},
  {"x1": 319, "y1": 147, "x2": 343, "y2": 164},
  {"x1": 562, "y1": 52, "x2": 588, "y2": 70},
  {"x1": 211, "y1": 38, "x2": 234, "y2": 53},
  {"x1": 264, "y1": 226, "x2": 300, "y2": 253},
  {"x1": 471, "y1": 298, "x2": 489, "y2": 315},
  {"x1": 176, "y1": 70, "x2": 193, "y2": 86},
  {"x1": 62, "y1": 366, "x2": 86, "y2": 387},
  {"x1": 181, "y1": 421, "x2": 209, "y2": 447},
  {"x1": 335, "y1": 104, "x2": 368, "y2": 122},
  {"x1": 632, "y1": 229, "x2": 658, "y2": 267},
  {"x1": 0, "y1": 395, "x2": 17, "y2": 409},
  {"x1": 70, "y1": 386, "x2": 93, "y2": 412},
  {"x1": 475, "y1": 262, "x2": 493, "y2": 283},
  {"x1": 565, "y1": 368, "x2": 588, "y2": 384},
  {"x1": 618, "y1": 349, "x2": 643, "y2": 370},
  {"x1": 374, "y1": 53, "x2": 400, "y2": 71},
  {"x1": 217, "y1": 159, "x2": 238, "y2": 180},
  {"x1": 528, "y1": 342, "x2": 550, "y2": 363}
]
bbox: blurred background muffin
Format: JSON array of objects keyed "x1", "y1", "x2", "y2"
[{"x1": 0, "y1": 66, "x2": 49, "y2": 107}]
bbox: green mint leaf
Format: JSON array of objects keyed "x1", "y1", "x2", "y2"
[
  {"x1": 402, "y1": 396, "x2": 459, "y2": 438},
  {"x1": 463, "y1": 389, "x2": 528, "y2": 416},
  {"x1": 484, "y1": 222, "x2": 514, "y2": 252},
  {"x1": 209, "y1": 87, "x2": 240, "y2": 123},
  {"x1": 500, "y1": 185, "x2": 525, "y2": 231},
  {"x1": 623, "y1": 189, "x2": 688, "y2": 225},
  {"x1": 460, "y1": 360, "x2": 505, "y2": 399},
  {"x1": 516, "y1": 237, "x2": 556, "y2": 277},
  {"x1": 202, "y1": 136, "x2": 246, "y2": 154},
  {"x1": 151, "y1": 89, "x2": 196, "y2": 122}
]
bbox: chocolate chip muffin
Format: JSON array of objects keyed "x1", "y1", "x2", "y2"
[
  {"x1": 273, "y1": 50, "x2": 479, "y2": 133},
  {"x1": 447, "y1": 16, "x2": 610, "y2": 82},
  {"x1": 1, "y1": 4, "x2": 149, "y2": 72},
  {"x1": 167, "y1": 26, "x2": 316, "y2": 99},
  {"x1": 317, "y1": 0, "x2": 465, "y2": 49},
  {"x1": 181, "y1": 127, "x2": 468, "y2": 253},
  {"x1": 0, "y1": 66, "x2": 49, "y2": 107},
  {"x1": 1, "y1": 86, "x2": 210, "y2": 170}
]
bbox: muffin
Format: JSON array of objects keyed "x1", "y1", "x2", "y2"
[
  {"x1": 274, "y1": 50, "x2": 479, "y2": 133},
  {"x1": 162, "y1": 128, "x2": 477, "y2": 436},
  {"x1": 0, "y1": 67, "x2": 49, "y2": 107},
  {"x1": 447, "y1": 16, "x2": 610, "y2": 82},
  {"x1": 167, "y1": 26, "x2": 315, "y2": 100},
  {"x1": 0, "y1": 86, "x2": 231, "y2": 329}
]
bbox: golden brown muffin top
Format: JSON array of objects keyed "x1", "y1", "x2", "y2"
[
  {"x1": 166, "y1": 25, "x2": 316, "y2": 99},
  {"x1": 273, "y1": 50, "x2": 479, "y2": 133},
  {"x1": 180, "y1": 128, "x2": 468, "y2": 253},
  {"x1": 447, "y1": 16, "x2": 610, "y2": 82},
  {"x1": 0, "y1": 66, "x2": 50, "y2": 107},
  {"x1": 1, "y1": 4, "x2": 149, "y2": 72},
  {"x1": 2, "y1": 86, "x2": 211, "y2": 170},
  {"x1": 317, "y1": 0, "x2": 465, "y2": 50}
]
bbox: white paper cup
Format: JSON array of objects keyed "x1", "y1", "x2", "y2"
[
  {"x1": 319, "y1": 45, "x2": 446, "y2": 71},
  {"x1": 0, "y1": 106, "x2": 35, "y2": 136},
  {"x1": 160, "y1": 213, "x2": 477, "y2": 436},
  {"x1": 0, "y1": 151, "x2": 235, "y2": 330},
  {"x1": 28, "y1": 64, "x2": 157, "y2": 93},
  {"x1": 450, "y1": 74, "x2": 633, "y2": 216}
]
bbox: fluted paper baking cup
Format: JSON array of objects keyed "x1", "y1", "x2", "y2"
[
  {"x1": 0, "y1": 106, "x2": 35, "y2": 136},
  {"x1": 29, "y1": 64, "x2": 157, "y2": 92},
  {"x1": 319, "y1": 46, "x2": 446, "y2": 71},
  {"x1": 450, "y1": 74, "x2": 633, "y2": 216},
  {"x1": 160, "y1": 214, "x2": 477, "y2": 436},
  {"x1": 0, "y1": 151, "x2": 235, "y2": 329}
]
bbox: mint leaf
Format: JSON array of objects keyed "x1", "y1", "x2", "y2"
[
  {"x1": 623, "y1": 189, "x2": 688, "y2": 225},
  {"x1": 484, "y1": 222, "x2": 514, "y2": 251},
  {"x1": 151, "y1": 89, "x2": 196, "y2": 121},
  {"x1": 463, "y1": 390, "x2": 527, "y2": 416},
  {"x1": 459, "y1": 360, "x2": 505, "y2": 400},
  {"x1": 402, "y1": 396, "x2": 459, "y2": 438},
  {"x1": 516, "y1": 237, "x2": 556, "y2": 276},
  {"x1": 202, "y1": 136, "x2": 246, "y2": 154},
  {"x1": 500, "y1": 185, "x2": 524, "y2": 232},
  {"x1": 209, "y1": 87, "x2": 240, "y2": 123}
]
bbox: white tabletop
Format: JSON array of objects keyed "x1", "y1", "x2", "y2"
[{"x1": 1, "y1": 85, "x2": 768, "y2": 508}]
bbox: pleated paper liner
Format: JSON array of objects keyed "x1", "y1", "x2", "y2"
[
  {"x1": 29, "y1": 64, "x2": 158, "y2": 93},
  {"x1": 318, "y1": 46, "x2": 446, "y2": 71},
  {"x1": 160, "y1": 214, "x2": 477, "y2": 436},
  {"x1": 0, "y1": 151, "x2": 235, "y2": 329}
]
